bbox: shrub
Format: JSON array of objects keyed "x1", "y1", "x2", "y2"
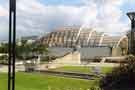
[
  {"x1": 100, "y1": 55, "x2": 135, "y2": 90},
  {"x1": 0, "y1": 55, "x2": 8, "y2": 65}
]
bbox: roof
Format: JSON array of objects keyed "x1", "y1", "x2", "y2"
[{"x1": 39, "y1": 26, "x2": 128, "y2": 48}]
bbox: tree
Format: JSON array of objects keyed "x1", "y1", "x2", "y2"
[
  {"x1": 0, "y1": 43, "x2": 8, "y2": 53},
  {"x1": 16, "y1": 40, "x2": 49, "y2": 63},
  {"x1": 16, "y1": 40, "x2": 49, "y2": 71},
  {"x1": 100, "y1": 55, "x2": 135, "y2": 90},
  {"x1": 16, "y1": 40, "x2": 32, "y2": 60},
  {"x1": 31, "y1": 43, "x2": 49, "y2": 64},
  {"x1": 0, "y1": 43, "x2": 8, "y2": 64}
]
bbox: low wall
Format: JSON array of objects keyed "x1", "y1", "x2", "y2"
[{"x1": 79, "y1": 47, "x2": 111, "y2": 60}]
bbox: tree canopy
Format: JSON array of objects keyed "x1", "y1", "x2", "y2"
[{"x1": 16, "y1": 40, "x2": 49, "y2": 60}]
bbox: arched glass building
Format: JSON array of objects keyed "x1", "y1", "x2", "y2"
[
  {"x1": 40, "y1": 26, "x2": 128, "y2": 49},
  {"x1": 38, "y1": 26, "x2": 128, "y2": 60}
]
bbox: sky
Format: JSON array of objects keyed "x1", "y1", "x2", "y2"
[{"x1": 0, "y1": 0, "x2": 135, "y2": 41}]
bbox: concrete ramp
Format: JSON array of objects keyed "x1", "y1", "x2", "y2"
[{"x1": 48, "y1": 51, "x2": 81, "y2": 68}]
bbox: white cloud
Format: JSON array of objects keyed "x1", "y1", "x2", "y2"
[
  {"x1": 15, "y1": 0, "x2": 130, "y2": 34},
  {"x1": 81, "y1": 0, "x2": 129, "y2": 33},
  {"x1": 0, "y1": 0, "x2": 131, "y2": 40},
  {"x1": 128, "y1": 0, "x2": 135, "y2": 3},
  {"x1": 16, "y1": 1, "x2": 83, "y2": 36},
  {"x1": 0, "y1": 6, "x2": 8, "y2": 16}
]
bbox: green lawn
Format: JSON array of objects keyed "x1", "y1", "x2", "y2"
[
  {"x1": 0, "y1": 72, "x2": 98, "y2": 90},
  {"x1": 50, "y1": 66, "x2": 113, "y2": 74}
]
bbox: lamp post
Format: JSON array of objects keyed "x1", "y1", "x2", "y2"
[
  {"x1": 127, "y1": 12, "x2": 135, "y2": 55},
  {"x1": 8, "y1": 0, "x2": 16, "y2": 90}
]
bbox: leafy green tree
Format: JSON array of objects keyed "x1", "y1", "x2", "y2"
[
  {"x1": 100, "y1": 55, "x2": 135, "y2": 90},
  {"x1": 0, "y1": 43, "x2": 8, "y2": 53},
  {"x1": 0, "y1": 55, "x2": 8, "y2": 64},
  {"x1": 16, "y1": 40, "x2": 48, "y2": 62},
  {"x1": 31, "y1": 43, "x2": 49, "y2": 64},
  {"x1": 32, "y1": 43, "x2": 48, "y2": 55},
  {"x1": 16, "y1": 40, "x2": 32, "y2": 60},
  {"x1": 0, "y1": 43, "x2": 8, "y2": 64}
]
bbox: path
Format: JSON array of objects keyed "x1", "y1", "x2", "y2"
[{"x1": 33, "y1": 70, "x2": 100, "y2": 80}]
